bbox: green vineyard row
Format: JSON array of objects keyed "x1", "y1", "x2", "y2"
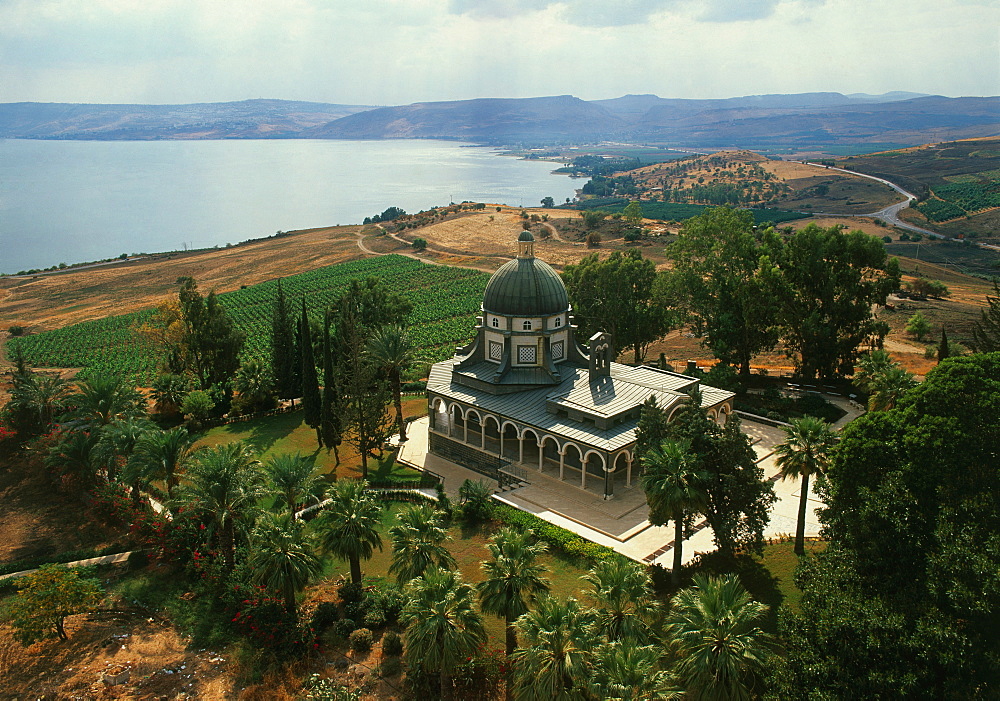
[{"x1": 7, "y1": 255, "x2": 490, "y2": 384}]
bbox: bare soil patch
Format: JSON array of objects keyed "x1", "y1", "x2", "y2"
[
  {"x1": 0, "y1": 226, "x2": 363, "y2": 334},
  {"x1": 0, "y1": 454, "x2": 127, "y2": 565},
  {"x1": 0, "y1": 610, "x2": 247, "y2": 700}
]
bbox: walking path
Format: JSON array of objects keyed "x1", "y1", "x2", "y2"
[
  {"x1": 0, "y1": 551, "x2": 136, "y2": 582},
  {"x1": 399, "y1": 395, "x2": 863, "y2": 567}
]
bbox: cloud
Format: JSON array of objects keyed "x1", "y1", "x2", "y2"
[
  {"x1": 449, "y1": 0, "x2": 679, "y2": 26},
  {"x1": 0, "y1": 0, "x2": 994, "y2": 104}
]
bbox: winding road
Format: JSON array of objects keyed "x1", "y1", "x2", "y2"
[{"x1": 800, "y1": 161, "x2": 1000, "y2": 252}]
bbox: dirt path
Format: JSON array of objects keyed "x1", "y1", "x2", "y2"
[
  {"x1": 540, "y1": 221, "x2": 580, "y2": 245},
  {"x1": 358, "y1": 225, "x2": 501, "y2": 274}
]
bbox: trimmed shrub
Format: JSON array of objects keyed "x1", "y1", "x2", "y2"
[
  {"x1": 338, "y1": 581, "x2": 364, "y2": 604},
  {"x1": 382, "y1": 630, "x2": 403, "y2": 656},
  {"x1": 334, "y1": 618, "x2": 357, "y2": 638},
  {"x1": 349, "y1": 627, "x2": 374, "y2": 653},
  {"x1": 491, "y1": 504, "x2": 625, "y2": 566},
  {"x1": 311, "y1": 602, "x2": 340, "y2": 631},
  {"x1": 378, "y1": 656, "x2": 402, "y2": 678}
]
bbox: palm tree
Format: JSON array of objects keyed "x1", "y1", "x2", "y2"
[
  {"x1": 69, "y1": 374, "x2": 145, "y2": 430},
  {"x1": 366, "y1": 324, "x2": 414, "y2": 441},
  {"x1": 128, "y1": 425, "x2": 198, "y2": 500},
  {"x1": 401, "y1": 566, "x2": 487, "y2": 701},
  {"x1": 94, "y1": 417, "x2": 155, "y2": 484},
  {"x1": 247, "y1": 511, "x2": 323, "y2": 614},
  {"x1": 665, "y1": 574, "x2": 773, "y2": 701},
  {"x1": 263, "y1": 452, "x2": 326, "y2": 515},
  {"x1": 150, "y1": 373, "x2": 189, "y2": 418},
  {"x1": 45, "y1": 430, "x2": 101, "y2": 487},
  {"x1": 177, "y1": 442, "x2": 265, "y2": 570},
  {"x1": 477, "y1": 527, "x2": 550, "y2": 657},
  {"x1": 7, "y1": 370, "x2": 71, "y2": 435},
  {"x1": 774, "y1": 416, "x2": 837, "y2": 555},
  {"x1": 510, "y1": 595, "x2": 599, "y2": 701},
  {"x1": 233, "y1": 358, "x2": 276, "y2": 414},
  {"x1": 388, "y1": 503, "x2": 456, "y2": 585},
  {"x1": 583, "y1": 557, "x2": 661, "y2": 644},
  {"x1": 315, "y1": 479, "x2": 383, "y2": 585},
  {"x1": 868, "y1": 365, "x2": 917, "y2": 411},
  {"x1": 853, "y1": 349, "x2": 894, "y2": 393},
  {"x1": 589, "y1": 642, "x2": 682, "y2": 701},
  {"x1": 641, "y1": 439, "x2": 709, "y2": 586}
]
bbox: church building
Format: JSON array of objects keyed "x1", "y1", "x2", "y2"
[{"x1": 426, "y1": 231, "x2": 734, "y2": 499}]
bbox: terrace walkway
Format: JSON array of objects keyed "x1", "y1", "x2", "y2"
[{"x1": 399, "y1": 398, "x2": 862, "y2": 566}]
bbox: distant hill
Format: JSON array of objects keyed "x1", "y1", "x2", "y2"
[
  {"x1": 1, "y1": 93, "x2": 996, "y2": 147},
  {"x1": 311, "y1": 93, "x2": 998, "y2": 147},
  {"x1": 306, "y1": 95, "x2": 624, "y2": 141},
  {"x1": 0, "y1": 99, "x2": 373, "y2": 140}
]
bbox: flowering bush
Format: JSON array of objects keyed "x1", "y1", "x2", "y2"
[
  {"x1": 89, "y1": 482, "x2": 137, "y2": 527},
  {"x1": 231, "y1": 588, "x2": 313, "y2": 654}
]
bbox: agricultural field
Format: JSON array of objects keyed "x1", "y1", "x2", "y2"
[
  {"x1": 837, "y1": 137, "x2": 1000, "y2": 240},
  {"x1": 916, "y1": 180, "x2": 1000, "y2": 221},
  {"x1": 6, "y1": 256, "x2": 488, "y2": 383}
]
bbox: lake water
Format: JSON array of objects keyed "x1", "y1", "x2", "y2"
[{"x1": 0, "y1": 139, "x2": 578, "y2": 273}]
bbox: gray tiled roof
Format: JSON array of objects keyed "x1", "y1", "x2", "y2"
[{"x1": 428, "y1": 360, "x2": 735, "y2": 453}]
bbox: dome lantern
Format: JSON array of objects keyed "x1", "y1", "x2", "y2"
[{"x1": 517, "y1": 230, "x2": 535, "y2": 259}]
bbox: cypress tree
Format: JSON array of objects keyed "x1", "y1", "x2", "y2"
[
  {"x1": 298, "y1": 299, "x2": 322, "y2": 443},
  {"x1": 937, "y1": 326, "x2": 950, "y2": 362},
  {"x1": 271, "y1": 279, "x2": 299, "y2": 402},
  {"x1": 320, "y1": 309, "x2": 344, "y2": 464}
]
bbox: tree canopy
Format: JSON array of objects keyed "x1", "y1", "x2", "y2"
[
  {"x1": 561, "y1": 249, "x2": 673, "y2": 363},
  {"x1": 665, "y1": 396, "x2": 774, "y2": 557},
  {"x1": 667, "y1": 207, "x2": 780, "y2": 377},
  {"x1": 774, "y1": 353, "x2": 1000, "y2": 698},
  {"x1": 768, "y1": 224, "x2": 899, "y2": 379}
]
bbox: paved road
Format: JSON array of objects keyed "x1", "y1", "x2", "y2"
[{"x1": 800, "y1": 161, "x2": 1000, "y2": 252}]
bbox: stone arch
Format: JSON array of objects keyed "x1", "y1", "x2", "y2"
[
  {"x1": 612, "y1": 450, "x2": 630, "y2": 473},
  {"x1": 539, "y1": 435, "x2": 561, "y2": 474},
  {"x1": 717, "y1": 403, "x2": 732, "y2": 425},
  {"x1": 520, "y1": 427, "x2": 542, "y2": 466},
  {"x1": 430, "y1": 396, "x2": 449, "y2": 433},
  {"x1": 584, "y1": 450, "x2": 606, "y2": 472},
  {"x1": 501, "y1": 421, "x2": 520, "y2": 461},
  {"x1": 482, "y1": 414, "x2": 501, "y2": 452},
  {"x1": 667, "y1": 403, "x2": 686, "y2": 423},
  {"x1": 448, "y1": 402, "x2": 467, "y2": 440},
  {"x1": 464, "y1": 408, "x2": 484, "y2": 447}
]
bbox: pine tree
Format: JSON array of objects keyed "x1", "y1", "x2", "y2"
[{"x1": 298, "y1": 299, "x2": 321, "y2": 444}]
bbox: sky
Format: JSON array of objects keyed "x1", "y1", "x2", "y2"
[{"x1": 0, "y1": 0, "x2": 997, "y2": 106}]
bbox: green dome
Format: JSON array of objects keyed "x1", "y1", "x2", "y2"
[
  {"x1": 518, "y1": 230, "x2": 535, "y2": 242},
  {"x1": 483, "y1": 257, "x2": 569, "y2": 316}
]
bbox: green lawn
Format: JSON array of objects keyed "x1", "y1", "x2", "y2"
[
  {"x1": 317, "y1": 502, "x2": 590, "y2": 646},
  {"x1": 195, "y1": 397, "x2": 428, "y2": 481}
]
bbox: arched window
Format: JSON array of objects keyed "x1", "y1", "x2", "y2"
[
  {"x1": 554, "y1": 317, "x2": 562, "y2": 328},
  {"x1": 491, "y1": 317, "x2": 499, "y2": 328},
  {"x1": 522, "y1": 320, "x2": 532, "y2": 331}
]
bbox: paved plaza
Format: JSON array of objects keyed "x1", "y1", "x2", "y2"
[{"x1": 398, "y1": 399, "x2": 860, "y2": 566}]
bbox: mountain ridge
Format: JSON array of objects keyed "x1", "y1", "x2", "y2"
[{"x1": 1, "y1": 93, "x2": 995, "y2": 147}]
